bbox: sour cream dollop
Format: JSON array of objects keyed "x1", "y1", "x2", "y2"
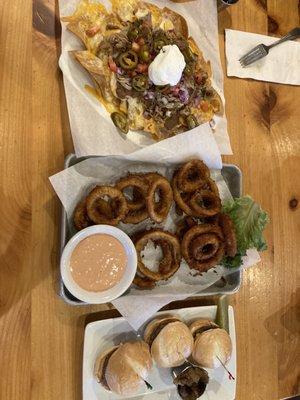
[{"x1": 148, "y1": 44, "x2": 186, "y2": 86}]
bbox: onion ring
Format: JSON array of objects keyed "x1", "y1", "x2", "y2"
[
  {"x1": 146, "y1": 175, "x2": 173, "y2": 223},
  {"x1": 176, "y1": 216, "x2": 198, "y2": 240},
  {"x1": 135, "y1": 230, "x2": 181, "y2": 281},
  {"x1": 203, "y1": 177, "x2": 220, "y2": 197},
  {"x1": 144, "y1": 172, "x2": 163, "y2": 183},
  {"x1": 172, "y1": 173, "x2": 195, "y2": 216},
  {"x1": 116, "y1": 175, "x2": 148, "y2": 212},
  {"x1": 86, "y1": 186, "x2": 128, "y2": 225},
  {"x1": 73, "y1": 199, "x2": 92, "y2": 231},
  {"x1": 181, "y1": 224, "x2": 224, "y2": 272},
  {"x1": 190, "y1": 233, "x2": 220, "y2": 261},
  {"x1": 189, "y1": 190, "x2": 221, "y2": 217},
  {"x1": 123, "y1": 207, "x2": 149, "y2": 224},
  {"x1": 133, "y1": 273, "x2": 156, "y2": 289},
  {"x1": 177, "y1": 160, "x2": 210, "y2": 192},
  {"x1": 157, "y1": 240, "x2": 174, "y2": 274},
  {"x1": 218, "y1": 213, "x2": 237, "y2": 257}
]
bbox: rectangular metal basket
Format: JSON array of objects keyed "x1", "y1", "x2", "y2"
[{"x1": 59, "y1": 154, "x2": 243, "y2": 305}]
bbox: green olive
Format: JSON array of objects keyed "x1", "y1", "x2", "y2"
[
  {"x1": 128, "y1": 27, "x2": 139, "y2": 41},
  {"x1": 118, "y1": 51, "x2": 138, "y2": 70},
  {"x1": 139, "y1": 45, "x2": 150, "y2": 62},
  {"x1": 111, "y1": 112, "x2": 129, "y2": 133},
  {"x1": 186, "y1": 115, "x2": 198, "y2": 130},
  {"x1": 154, "y1": 39, "x2": 167, "y2": 53},
  {"x1": 132, "y1": 75, "x2": 149, "y2": 92}
]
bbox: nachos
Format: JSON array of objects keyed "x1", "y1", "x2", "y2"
[{"x1": 62, "y1": 0, "x2": 223, "y2": 140}]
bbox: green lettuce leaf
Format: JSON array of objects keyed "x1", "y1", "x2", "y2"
[{"x1": 222, "y1": 196, "x2": 269, "y2": 268}]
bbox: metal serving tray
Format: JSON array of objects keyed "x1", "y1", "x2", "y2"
[{"x1": 59, "y1": 154, "x2": 243, "y2": 306}]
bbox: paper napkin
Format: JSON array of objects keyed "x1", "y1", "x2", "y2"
[{"x1": 225, "y1": 29, "x2": 300, "y2": 85}]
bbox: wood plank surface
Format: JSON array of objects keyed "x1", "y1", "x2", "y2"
[{"x1": 0, "y1": 1, "x2": 299, "y2": 399}]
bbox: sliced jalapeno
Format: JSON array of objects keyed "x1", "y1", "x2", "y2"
[
  {"x1": 186, "y1": 115, "x2": 198, "y2": 130},
  {"x1": 132, "y1": 75, "x2": 149, "y2": 92},
  {"x1": 118, "y1": 51, "x2": 138, "y2": 70},
  {"x1": 139, "y1": 45, "x2": 150, "y2": 62},
  {"x1": 111, "y1": 112, "x2": 129, "y2": 133},
  {"x1": 128, "y1": 27, "x2": 139, "y2": 41}
]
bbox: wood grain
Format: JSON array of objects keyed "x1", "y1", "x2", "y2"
[{"x1": 0, "y1": 1, "x2": 299, "y2": 399}]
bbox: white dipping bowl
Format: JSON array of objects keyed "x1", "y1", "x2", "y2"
[{"x1": 60, "y1": 225, "x2": 137, "y2": 304}]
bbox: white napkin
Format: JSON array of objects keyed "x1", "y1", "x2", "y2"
[
  {"x1": 58, "y1": 0, "x2": 232, "y2": 156},
  {"x1": 225, "y1": 29, "x2": 300, "y2": 85}
]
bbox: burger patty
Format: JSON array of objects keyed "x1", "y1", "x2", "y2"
[
  {"x1": 192, "y1": 324, "x2": 218, "y2": 339},
  {"x1": 148, "y1": 318, "x2": 180, "y2": 348},
  {"x1": 99, "y1": 347, "x2": 119, "y2": 390}
]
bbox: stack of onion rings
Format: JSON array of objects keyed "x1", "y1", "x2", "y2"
[
  {"x1": 73, "y1": 172, "x2": 174, "y2": 230},
  {"x1": 133, "y1": 229, "x2": 181, "y2": 288},
  {"x1": 181, "y1": 224, "x2": 225, "y2": 272},
  {"x1": 172, "y1": 160, "x2": 221, "y2": 218},
  {"x1": 70, "y1": 160, "x2": 238, "y2": 289}
]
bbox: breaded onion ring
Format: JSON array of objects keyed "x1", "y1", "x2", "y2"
[
  {"x1": 177, "y1": 160, "x2": 210, "y2": 192},
  {"x1": 176, "y1": 217, "x2": 198, "y2": 240},
  {"x1": 172, "y1": 173, "x2": 195, "y2": 216},
  {"x1": 123, "y1": 207, "x2": 149, "y2": 224},
  {"x1": 135, "y1": 230, "x2": 181, "y2": 281},
  {"x1": 86, "y1": 186, "x2": 128, "y2": 226},
  {"x1": 157, "y1": 239, "x2": 174, "y2": 274},
  {"x1": 189, "y1": 190, "x2": 221, "y2": 217},
  {"x1": 146, "y1": 175, "x2": 173, "y2": 223},
  {"x1": 182, "y1": 224, "x2": 224, "y2": 272},
  {"x1": 204, "y1": 177, "x2": 220, "y2": 197},
  {"x1": 144, "y1": 172, "x2": 162, "y2": 183},
  {"x1": 116, "y1": 174, "x2": 148, "y2": 212},
  {"x1": 190, "y1": 233, "x2": 220, "y2": 260},
  {"x1": 133, "y1": 273, "x2": 156, "y2": 290},
  {"x1": 218, "y1": 213, "x2": 237, "y2": 257},
  {"x1": 116, "y1": 175, "x2": 148, "y2": 223},
  {"x1": 73, "y1": 199, "x2": 92, "y2": 231}
]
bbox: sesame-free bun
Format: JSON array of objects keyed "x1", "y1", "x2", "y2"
[
  {"x1": 144, "y1": 316, "x2": 193, "y2": 368},
  {"x1": 105, "y1": 341, "x2": 152, "y2": 396},
  {"x1": 192, "y1": 328, "x2": 232, "y2": 369}
]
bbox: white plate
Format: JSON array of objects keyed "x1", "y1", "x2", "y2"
[{"x1": 83, "y1": 306, "x2": 236, "y2": 400}]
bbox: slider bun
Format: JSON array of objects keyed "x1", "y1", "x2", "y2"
[
  {"x1": 192, "y1": 328, "x2": 232, "y2": 369},
  {"x1": 94, "y1": 346, "x2": 119, "y2": 390},
  {"x1": 144, "y1": 316, "x2": 180, "y2": 345},
  {"x1": 105, "y1": 341, "x2": 152, "y2": 396},
  {"x1": 151, "y1": 321, "x2": 194, "y2": 368},
  {"x1": 189, "y1": 319, "x2": 219, "y2": 337}
]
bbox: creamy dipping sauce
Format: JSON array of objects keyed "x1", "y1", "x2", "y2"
[{"x1": 70, "y1": 234, "x2": 127, "y2": 292}]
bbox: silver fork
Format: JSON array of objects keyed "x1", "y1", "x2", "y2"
[{"x1": 239, "y1": 27, "x2": 300, "y2": 67}]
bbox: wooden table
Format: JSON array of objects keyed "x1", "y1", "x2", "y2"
[{"x1": 0, "y1": 1, "x2": 299, "y2": 399}]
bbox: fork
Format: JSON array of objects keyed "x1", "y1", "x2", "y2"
[{"x1": 239, "y1": 27, "x2": 300, "y2": 67}]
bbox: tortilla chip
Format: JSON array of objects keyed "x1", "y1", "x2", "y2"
[{"x1": 110, "y1": 0, "x2": 139, "y2": 22}]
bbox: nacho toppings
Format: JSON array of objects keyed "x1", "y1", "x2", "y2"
[{"x1": 62, "y1": 0, "x2": 223, "y2": 140}]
